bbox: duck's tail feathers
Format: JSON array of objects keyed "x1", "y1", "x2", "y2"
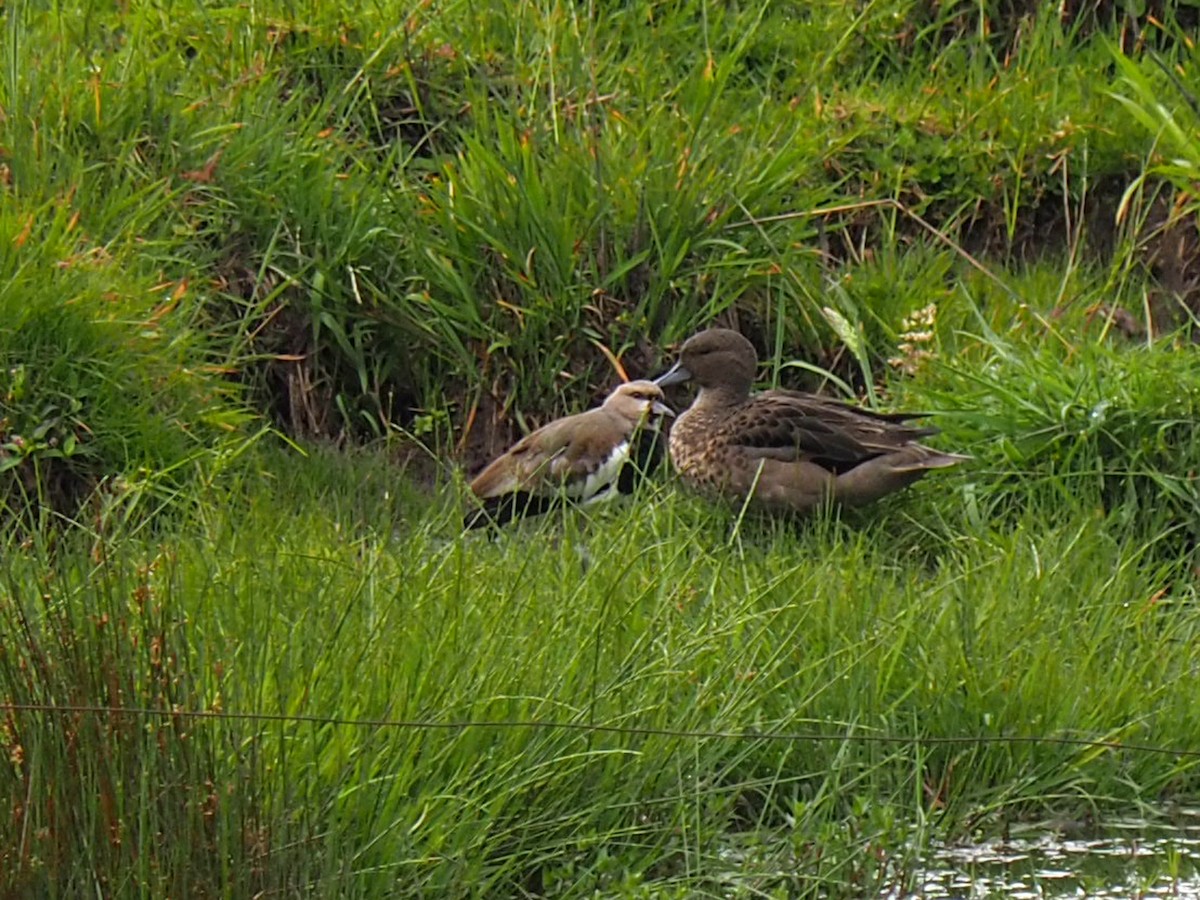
[{"x1": 894, "y1": 446, "x2": 972, "y2": 472}]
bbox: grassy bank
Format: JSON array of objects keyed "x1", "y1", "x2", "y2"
[
  {"x1": 5, "y1": 0, "x2": 1200, "y2": 468},
  {"x1": 4, "y1": 0, "x2": 1200, "y2": 896}
]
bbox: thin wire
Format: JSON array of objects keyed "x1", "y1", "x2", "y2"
[{"x1": 3, "y1": 702, "x2": 1199, "y2": 759}]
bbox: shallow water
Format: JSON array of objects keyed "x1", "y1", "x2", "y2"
[{"x1": 891, "y1": 812, "x2": 1200, "y2": 898}]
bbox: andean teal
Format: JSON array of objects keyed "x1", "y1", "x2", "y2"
[{"x1": 655, "y1": 329, "x2": 966, "y2": 514}]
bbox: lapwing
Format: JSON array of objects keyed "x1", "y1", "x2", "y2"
[{"x1": 464, "y1": 380, "x2": 674, "y2": 529}]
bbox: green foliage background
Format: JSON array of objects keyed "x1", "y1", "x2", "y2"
[{"x1": 3, "y1": 0, "x2": 1200, "y2": 895}]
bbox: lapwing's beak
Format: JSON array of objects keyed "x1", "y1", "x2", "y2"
[
  {"x1": 652, "y1": 400, "x2": 675, "y2": 418},
  {"x1": 654, "y1": 361, "x2": 692, "y2": 388}
]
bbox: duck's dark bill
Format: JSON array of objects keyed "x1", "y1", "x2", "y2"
[{"x1": 653, "y1": 361, "x2": 692, "y2": 387}]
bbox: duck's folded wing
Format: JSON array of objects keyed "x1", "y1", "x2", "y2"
[
  {"x1": 723, "y1": 394, "x2": 939, "y2": 467},
  {"x1": 727, "y1": 410, "x2": 876, "y2": 465},
  {"x1": 784, "y1": 392, "x2": 934, "y2": 426}
]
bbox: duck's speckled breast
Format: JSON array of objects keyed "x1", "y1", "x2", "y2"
[{"x1": 668, "y1": 405, "x2": 733, "y2": 490}]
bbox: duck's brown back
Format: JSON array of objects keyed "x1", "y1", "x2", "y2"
[{"x1": 667, "y1": 387, "x2": 962, "y2": 510}]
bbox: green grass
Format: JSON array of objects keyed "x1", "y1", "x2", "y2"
[
  {"x1": 3, "y1": 449, "x2": 1199, "y2": 896},
  {"x1": 5, "y1": 0, "x2": 1200, "y2": 896}
]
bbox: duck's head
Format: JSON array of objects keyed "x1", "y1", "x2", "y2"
[
  {"x1": 655, "y1": 328, "x2": 757, "y2": 395},
  {"x1": 604, "y1": 380, "x2": 675, "y2": 423}
]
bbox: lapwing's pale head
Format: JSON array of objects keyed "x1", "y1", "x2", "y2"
[
  {"x1": 655, "y1": 328, "x2": 757, "y2": 395},
  {"x1": 603, "y1": 380, "x2": 674, "y2": 425}
]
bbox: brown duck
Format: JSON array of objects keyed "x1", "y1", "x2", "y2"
[
  {"x1": 465, "y1": 380, "x2": 674, "y2": 528},
  {"x1": 655, "y1": 329, "x2": 966, "y2": 513}
]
